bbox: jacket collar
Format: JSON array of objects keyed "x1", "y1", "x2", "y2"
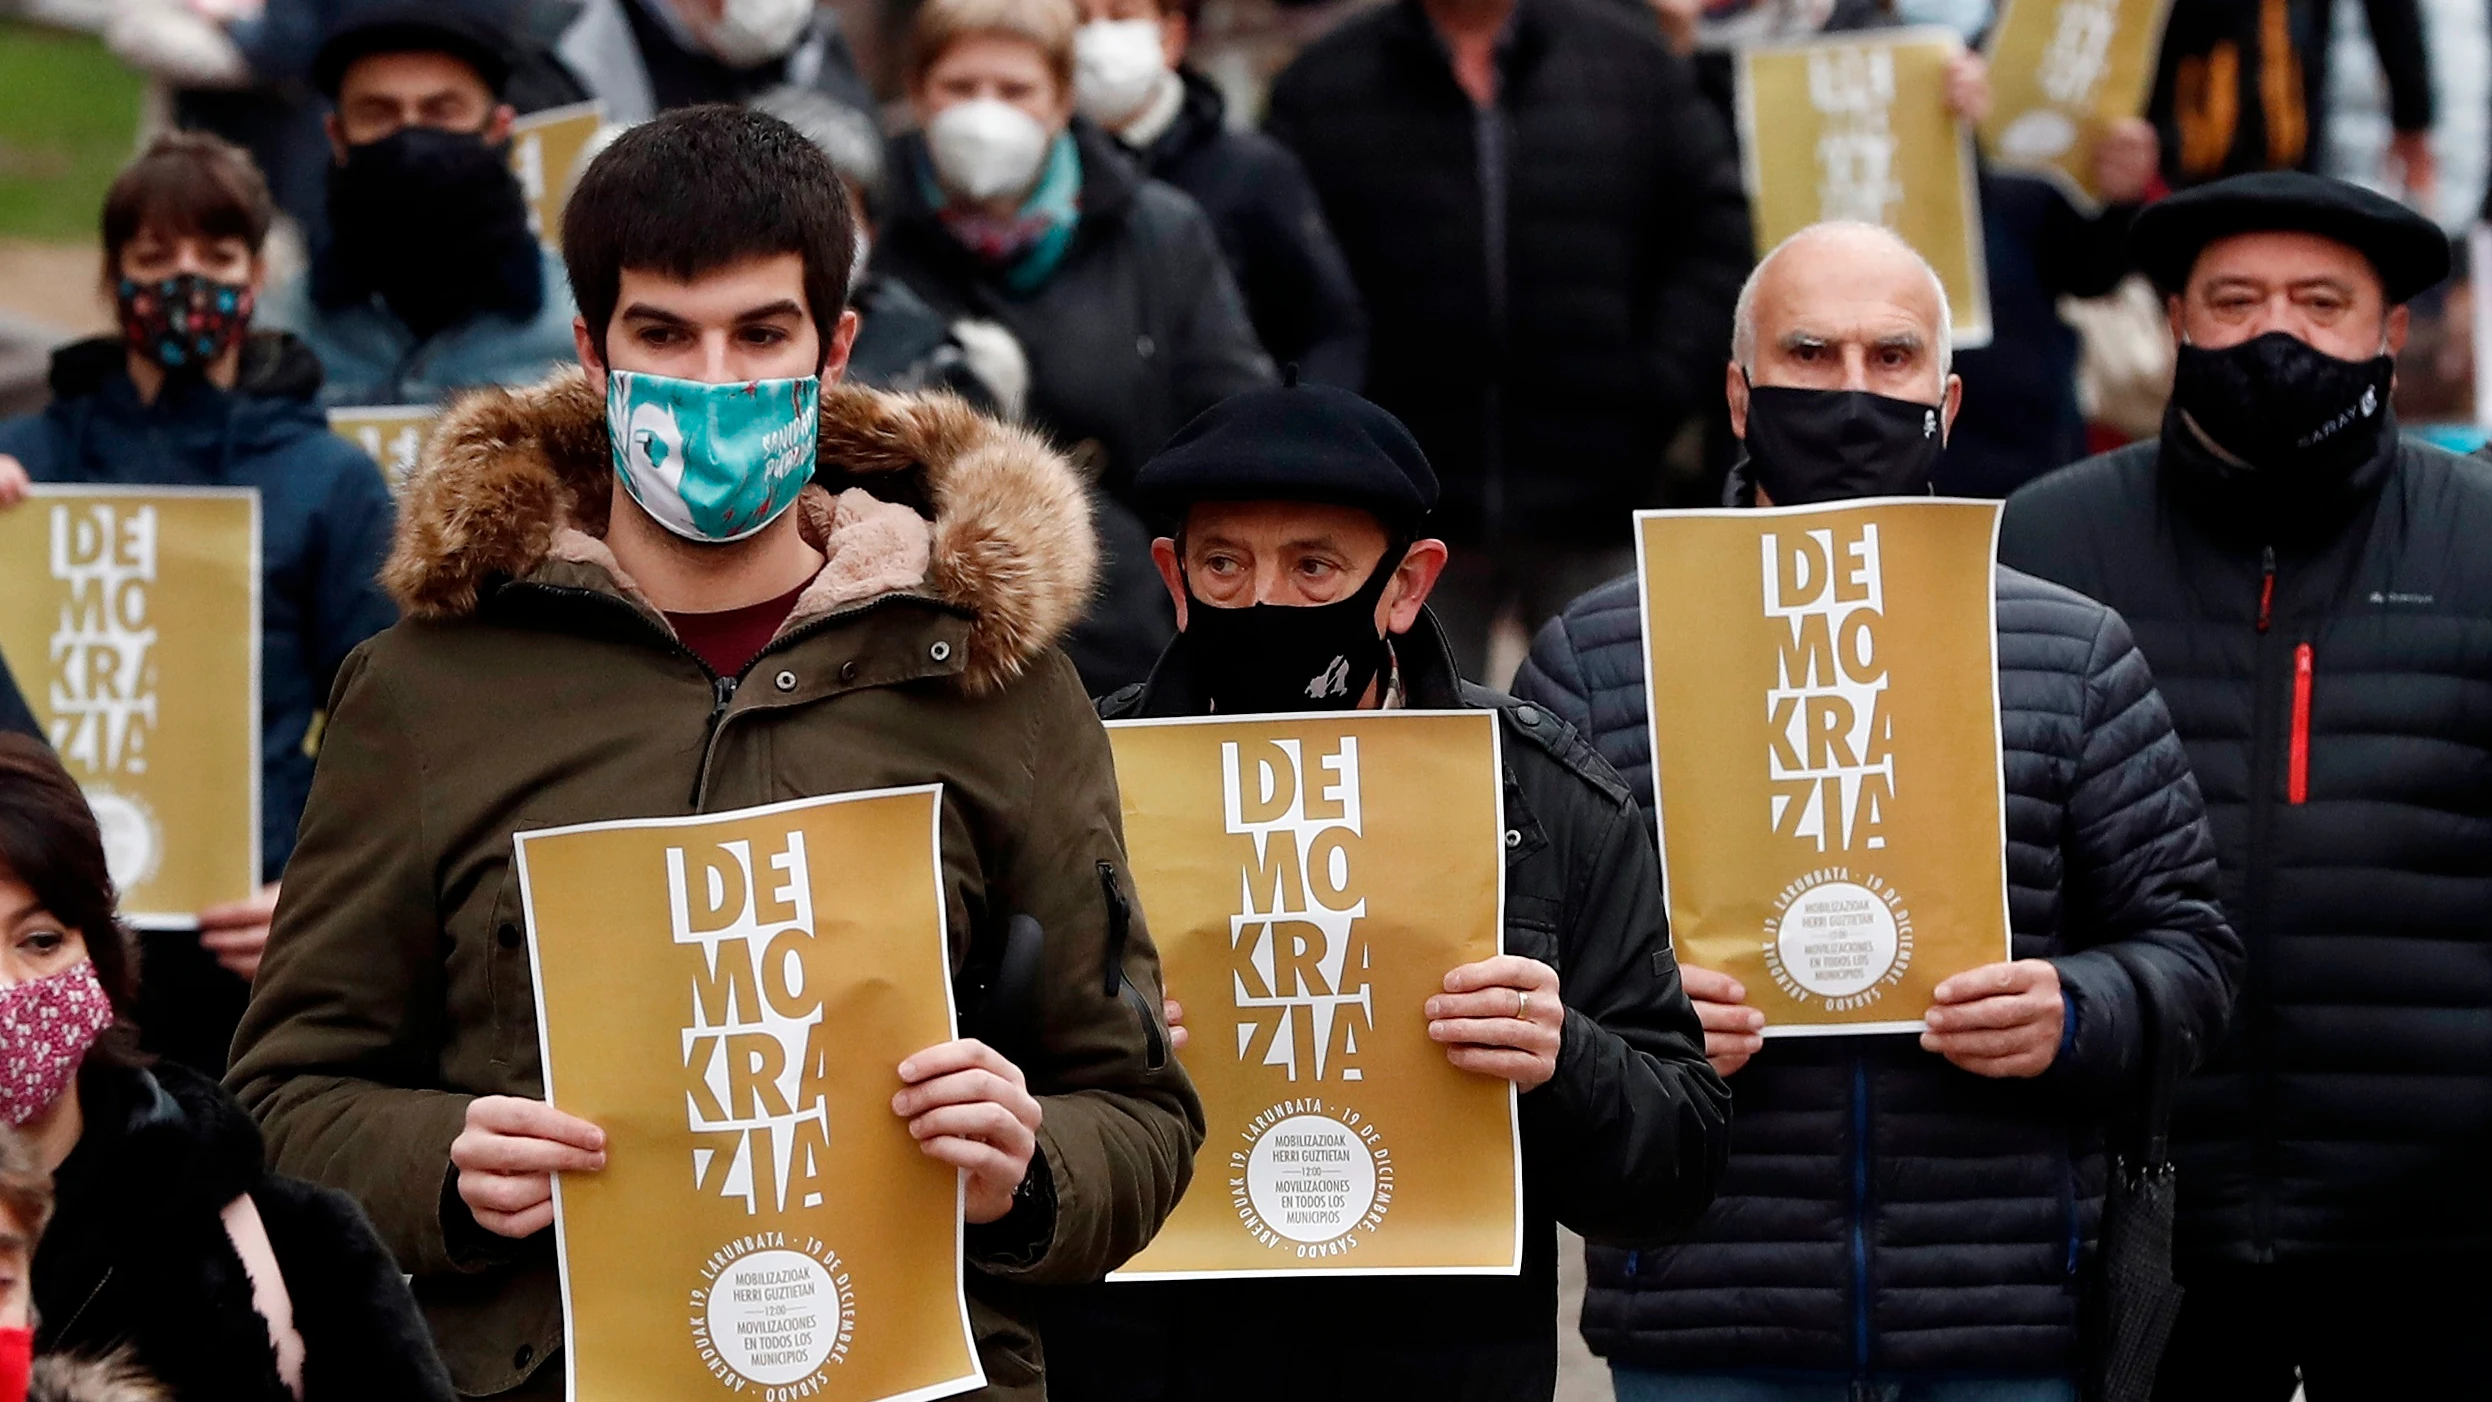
[
  {"x1": 1138, "y1": 68, "x2": 1229, "y2": 170},
  {"x1": 2157, "y1": 401, "x2": 2401, "y2": 550},
  {"x1": 385, "y1": 368, "x2": 1097, "y2": 696},
  {"x1": 1388, "y1": 0, "x2": 1548, "y2": 90}
]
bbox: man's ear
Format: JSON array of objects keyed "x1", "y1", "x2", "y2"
[
  {"x1": 1151, "y1": 536, "x2": 1188, "y2": 629},
  {"x1": 2166, "y1": 292, "x2": 2187, "y2": 346},
  {"x1": 1383, "y1": 538, "x2": 1451, "y2": 636},
  {"x1": 574, "y1": 316, "x2": 606, "y2": 393},
  {"x1": 247, "y1": 254, "x2": 271, "y2": 299},
  {"x1": 1724, "y1": 359, "x2": 1750, "y2": 439},
  {"x1": 2386, "y1": 303, "x2": 2411, "y2": 357},
  {"x1": 1161, "y1": 12, "x2": 1190, "y2": 65},
  {"x1": 1940, "y1": 372, "x2": 1963, "y2": 444},
  {"x1": 821, "y1": 308, "x2": 862, "y2": 385},
  {"x1": 486, "y1": 103, "x2": 517, "y2": 145}
]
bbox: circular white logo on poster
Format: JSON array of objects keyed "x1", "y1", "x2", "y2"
[
  {"x1": 1245, "y1": 1114, "x2": 1378, "y2": 1245},
  {"x1": 1775, "y1": 879, "x2": 1900, "y2": 999},
  {"x1": 702, "y1": 1247, "x2": 841, "y2": 1385},
  {"x1": 84, "y1": 788, "x2": 162, "y2": 893},
  {"x1": 1999, "y1": 109, "x2": 2077, "y2": 161}
]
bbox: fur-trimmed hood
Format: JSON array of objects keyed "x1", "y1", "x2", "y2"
[{"x1": 384, "y1": 368, "x2": 1097, "y2": 695}]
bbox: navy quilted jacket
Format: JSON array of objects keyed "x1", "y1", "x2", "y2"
[
  {"x1": 2003, "y1": 429, "x2": 2492, "y2": 1263},
  {"x1": 1513, "y1": 565, "x2": 2241, "y2": 1375}
]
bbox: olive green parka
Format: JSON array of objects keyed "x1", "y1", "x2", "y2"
[{"x1": 226, "y1": 369, "x2": 1203, "y2": 1398}]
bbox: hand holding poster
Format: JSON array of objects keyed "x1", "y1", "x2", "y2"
[
  {"x1": 1978, "y1": 0, "x2": 2174, "y2": 205},
  {"x1": 0, "y1": 487, "x2": 259, "y2": 924},
  {"x1": 515, "y1": 788, "x2": 983, "y2": 1402},
  {"x1": 1635, "y1": 500, "x2": 2011, "y2": 1035},
  {"x1": 1738, "y1": 29, "x2": 1993, "y2": 346},
  {"x1": 1105, "y1": 711, "x2": 1521, "y2": 1279}
]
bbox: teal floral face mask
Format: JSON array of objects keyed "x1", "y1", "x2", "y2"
[{"x1": 606, "y1": 369, "x2": 821, "y2": 543}]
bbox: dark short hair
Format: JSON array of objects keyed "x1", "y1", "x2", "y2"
[
  {"x1": 0, "y1": 736, "x2": 143, "y2": 1069},
  {"x1": 100, "y1": 132, "x2": 274, "y2": 274},
  {"x1": 0, "y1": 1127, "x2": 50, "y2": 1242},
  {"x1": 562, "y1": 105, "x2": 856, "y2": 364}
]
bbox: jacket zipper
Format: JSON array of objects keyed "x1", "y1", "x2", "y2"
[
  {"x1": 1850, "y1": 1052, "x2": 1872, "y2": 1377},
  {"x1": 2288, "y1": 644, "x2": 2314, "y2": 805},
  {"x1": 2244, "y1": 547, "x2": 2283, "y2": 1259},
  {"x1": 508, "y1": 582, "x2": 949, "y2": 809}
]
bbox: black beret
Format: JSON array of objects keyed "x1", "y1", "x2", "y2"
[
  {"x1": 314, "y1": 3, "x2": 514, "y2": 102},
  {"x1": 1133, "y1": 381, "x2": 1440, "y2": 528},
  {"x1": 2130, "y1": 170, "x2": 2450, "y2": 305}
]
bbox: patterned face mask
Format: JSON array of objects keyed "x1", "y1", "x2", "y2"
[
  {"x1": 607, "y1": 369, "x2": 821, "y2": 544},
  {"x1": 115, "y1": 273, "x2": 255, "y2": 371},
  {"x1": 0, "y1": 960, "x2": 115, "y2": 1127}
]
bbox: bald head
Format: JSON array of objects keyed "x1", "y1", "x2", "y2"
[{"x1": 1727, "y1": 222, "x2": 1960, "y2": 441}]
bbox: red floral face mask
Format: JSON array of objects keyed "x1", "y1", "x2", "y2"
[{"x1": 0, "y1": 961, "x2": 114, "y2": 1127}]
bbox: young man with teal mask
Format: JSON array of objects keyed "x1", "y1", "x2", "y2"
[{"x1": 227, "y1": 105, "x2": 1202, "y2": 1402}]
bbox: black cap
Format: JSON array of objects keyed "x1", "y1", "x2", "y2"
[
  {"x1": 1132, "y1": 382, "x2": 1440, "y2": 529},
  {"x1": 313, "y1": 3, "x2": 514, "y2": 101},
  {"x1": 2130, "y1": 171, "x2": 2450, "y2": 305}
]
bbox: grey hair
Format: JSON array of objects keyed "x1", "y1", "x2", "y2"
[{"x1": 1730, "y1": 221, "x2": 1953, "y2": 379}]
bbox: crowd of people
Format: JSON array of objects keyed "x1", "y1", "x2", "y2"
[{"x1": 0, "y1": 0, "x2": 2486, "y2": 1400}]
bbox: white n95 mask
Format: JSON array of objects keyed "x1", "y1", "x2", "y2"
[
  {"x1": 1074, "y1": 20, "x2": 1168, "y2": 126},
  {"x1": 925, "y1": 98, "x2": 1053, "y2": 203}
]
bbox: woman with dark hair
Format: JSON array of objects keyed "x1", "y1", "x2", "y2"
[{"x1": 0, "y1": 736, "x2": 452, "y2": 1402}]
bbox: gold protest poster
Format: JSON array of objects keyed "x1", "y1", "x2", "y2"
[
  {"x1": 0, "y1": 487, "x2": 259, "y2": 925},
  {"x1": 327, "y1": 405, "x2": 440, "y2": 494},
  {"x1": 508, "y1": 101, "x2": 605, "y2": 247},
  {"x1": 1105, "y1": 711, "x2": 1521, "y2": 1279},
  {"x1": 1978, "y1": 0, "x2": 2173, "y2": 206},
  {"x1": 515, "y1": 788, "x2": 983, "y2": 1402},
  {"x1": 1737, "y1": 29, "x2": 1993, "y2": 347},
  {"x1": 1635, "y1": 500, "x2": 2011, "y2": 1036}
]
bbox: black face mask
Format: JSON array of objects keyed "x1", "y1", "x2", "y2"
[
  {"x1": 1182, "y1": 544, "x2": 1405, "y2": 714},
  {"x1": 2170, "y1": 331, "x2": 2394, "y2": 479},
  {"x1": 1741, "y1": 383, "x2": 1945, "y2": 506},
  {"x1": 322, "y1": 125, "x2": 542, "y2": 337}
]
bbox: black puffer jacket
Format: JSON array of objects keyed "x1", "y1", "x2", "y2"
[
  {"x1": 1130, "y1": 69, "x2": 1367, "y2": 389},
  {"x1": 1513, "y1": 567, "x2": 2240, "y2": 1375},
  {"x1": 35, "y1": 1061, "x2": 453, "y2": 1402},
  {"x1": 1265, "y1": 0, "x2": 1751, "y2": 546},
  {"x1": 1033, "y1": 609, "x2": 1730, "y2": 1401},
  {"x1": 2002, "y1": 422, "x2": 2492, "y2": 1262}
]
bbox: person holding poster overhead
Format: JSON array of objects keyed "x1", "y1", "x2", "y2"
[
  {"x1": 0, "y1": 132, "x2": 400, "y2": 1003},
  {"x1": 1515, "y1": 222, "x2": 2240, "y2": 1398},
  {"x1": 1033, "y1": 381, "x2": 1728, "y2": 1402},
  {"x1": 2001, "y1": 173, "x2": 2492, "y2": 1401},
  {"x1": 226, "y1": 106, "x2": 1201, "y2": 1402}
]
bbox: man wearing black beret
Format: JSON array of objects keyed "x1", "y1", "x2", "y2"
[
  {"x1": 2001, "y1": 171, "x2": 2492, "y2": 1400},
  {"x1": 1031, "y1": 381, "x2": 1728, "y2": 1402}
]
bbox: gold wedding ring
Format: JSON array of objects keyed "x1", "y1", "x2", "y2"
[{"x1": 1517, "y1": 990, "x2": 1532, "y2": 1020}]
